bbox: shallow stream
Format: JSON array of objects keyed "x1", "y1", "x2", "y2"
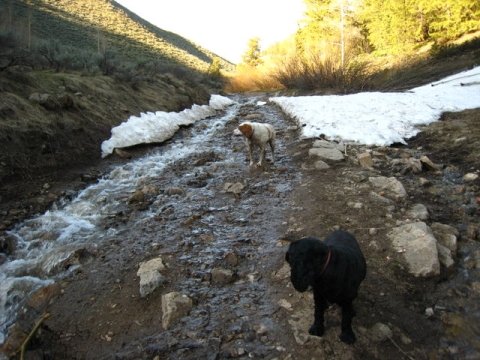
[{"x1": 0, "y1": 96, "x2": 247, "y2": 343}]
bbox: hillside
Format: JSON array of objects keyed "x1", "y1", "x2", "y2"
[
  {"x1": 0, "y1": 0, "x2": 235, "y2": 72},
  {"x1": 0, "y1": 68, "x2": 214, "y2": 225},
  {"x1": 0, "y1": 0, "x2": 238, "y2": 227}
]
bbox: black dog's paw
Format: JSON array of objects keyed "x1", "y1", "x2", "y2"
[
  {"x1": 339, "y1": 330, "x2": 356, "y2": 344},
  {"x1": 308, "y1": 323, "x2": 325, "y2": 337}
]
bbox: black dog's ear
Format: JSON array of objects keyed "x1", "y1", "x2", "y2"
[{"x1": 285, "y1": 251, "x2": 290, "y2": 263}]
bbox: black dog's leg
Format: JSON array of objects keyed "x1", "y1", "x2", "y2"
[
  {"x1": 339, "y1": 302, "x2": 357, "y2": 344},
  {"x1": 309, "y1": 289, "x2": 328, "y2": 336}
]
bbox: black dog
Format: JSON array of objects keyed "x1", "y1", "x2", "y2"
[{"x1": 285, "y1": 230, "x2": 366, "y2": 344}]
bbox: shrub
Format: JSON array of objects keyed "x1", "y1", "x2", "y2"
[
  {"x1": 430, "y1": 36, "x2": 480, "y2": 59},
  {"x1": 0, "y1": 30, "x2": 33, "y2": 71}
]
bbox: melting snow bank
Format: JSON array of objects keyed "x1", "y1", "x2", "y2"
[
  {"x1": 101, "y1": 94, "x2": 235, "y2": 157},
  {"x1": 270, "y1": 67, "x2": 480, "y2": 147}
]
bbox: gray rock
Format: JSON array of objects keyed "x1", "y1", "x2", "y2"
[
  {"x1": 407, "y1": 204, "x2": 429, "y2": 220},
  {"x1": 387, "y1": 222, "x2": 440, "y2": 277},
  {"x1": 369, "y1": 176, "x2": 407, "y2": 201},
  {"x1": 430, "y1": 222, "x2": 458, "y2": 255},
  {"x1": 138, "y1": 271, "x2": 167, "y2": 298},
  {"x1": 358, "y1": 153, "x2": 374, "y2": 168},
  {"x1": 437, "y1": 243, "x2": 455, "y2": 270},
  {"x1": 308, "y1": 147, "x2": 344, "y2": 161},
  {"x1": 137, "y1": 258, "x2": 167, "y2": 297},
  {"x1": 224, "y1": 182, "x2": 244, "y2": 194},
  {"x1": 312, "y1": 139, "x2": 345, "y2": 151},
  {"x1": 420, "y1": 156, "x2": 441, "y2": 171},
  {"x1": 419, "y1": 177, "x2": 430, "y2": 186},
  {"x1": 369, "y1": 191, "x2": 394, "y2": 205},
  {"x1": 314, "y1": 160, "x2": 330, "y2": 169},
  {"x1": 371, "y1": 322, "x2": 393, "y2": 342}
]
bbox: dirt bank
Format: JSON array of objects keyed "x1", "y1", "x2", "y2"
[{"x1": 0, "y1": 68, "x2": 212, "y2": 231}]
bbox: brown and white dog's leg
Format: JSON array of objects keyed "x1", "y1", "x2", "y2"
[
  {"x1": 247, "y1": 140, "x2": 254, "y2": 166},
  {"x1": 258, "y1": 143, "x2": 267, "y2": 166},
  {"x1": 269, "y1": 139, "x2": 275, "y2": 164}
]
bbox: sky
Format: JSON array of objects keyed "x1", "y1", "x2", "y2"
[
  {"x1": 115, "y1": 0, "x2": 306, "y2": 63},
  {"x1": 101, "y1": 66, "x2": 480, "y2": 157}
]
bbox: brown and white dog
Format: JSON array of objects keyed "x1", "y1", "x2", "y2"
[{"x1": 237, "y1": 121, "x2": 275, "y2": 167}]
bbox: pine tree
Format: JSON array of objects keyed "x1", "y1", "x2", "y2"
[{"x1": 241, "y1": 37, "x2": 262, "y2": 67}]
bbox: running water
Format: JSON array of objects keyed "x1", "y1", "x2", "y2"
[{"x1": 0, "y1": 97, "x2": 242, "y2": 344}]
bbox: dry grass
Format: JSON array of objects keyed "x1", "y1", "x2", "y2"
[
  {"x1": 226, "y1": 36, "x2": 480, "y2": 94},
  {"x1": 224, "y1": 65, "x2": 284, "y2": 93}
]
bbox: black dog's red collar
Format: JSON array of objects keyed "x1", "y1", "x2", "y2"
[{"x1": 318, "y1": 250, "x2": 331, "y2": 277}]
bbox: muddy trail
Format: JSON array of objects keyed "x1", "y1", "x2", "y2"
[{"x1": 2, "y1": 94, "x2": 480, "y2": 359}]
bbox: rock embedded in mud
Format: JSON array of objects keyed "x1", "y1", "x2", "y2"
[
  {"x1": 277, "y1": 299, "x2": 292, "y2": 311},
  {"x1": 430, "y1": 222, "x2": 458, "y2": 255},
  {"x1": 312, "y1": 139, "x2": 345, "y2": 151},
  {"x1": 167, "y1": 187, "x2": 184, "y2": 195},
  {"x1": 314, "y1": 160, "x2": 330, "y2": 169},
  {"x1": 420, "y1": 155, "x2": 441, "y2": 172},
  {"x1": 223, "y1": 182, "x2": 244, "y2": 194},
  {"x1": 211, "y1": 268, "x2": 235, "y2": 285},
  {"x1": 1, "y1": 324, "x2": 27, "y2": 354},
  {"x1": 137, "y1": 257, "x2": 167, "y2": 297},
  {"x1": 370, "y1": 322, "x2": 393, "y2": 342},
  {"x1": 466, "y1": 225, "x2": 479, "y2": 240},
  {"x1": 419, "y1": 177, "x2": 430, "y2": 186},
  {"x1": 358, "y1": 152, "x2": 374, "y2": 168},
  {"x1": 437, "y1": 243, "x2": 455, "y2": 270},
  {"x1": 114, "y1": 148, "x2": 132, "y2": 159},
  {"x1": 138, "y1": 271, "x2": 167, "y2": 297},
  {"x1": 161, "y1": 292, "x2": 193, "y2": 330},
  {"x1": 128, "y1": 190, "x2": 144, "y2": 203},
  {"x1": 406, "y1": 203, "x2": 429, "y2": 220},
  {"x1": 27, "y1": 283, "x2": 61, "y2": 311},
  {"x1": 463, "y1": 173, "x2": 479, "y2": 182},
  {"x1": 369, "y1": 176, "x2": 407, "y2": 201},
  {"x1": 308, "y1": 147, "x2": 344, "y2": 162},
  {"x1": 224, "y1": 251, "x2": 238, "y2": 265},
  {"x1": 404, "y1": 157, "x2": 423, "y2": 174},
  {"x1": 388, "y1": 222, "x2": 440, "y2": 277}
]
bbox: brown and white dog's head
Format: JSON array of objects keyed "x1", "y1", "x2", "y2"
[{"x1": 237, "y1": 122, "x2": 254, "y2": 138}]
